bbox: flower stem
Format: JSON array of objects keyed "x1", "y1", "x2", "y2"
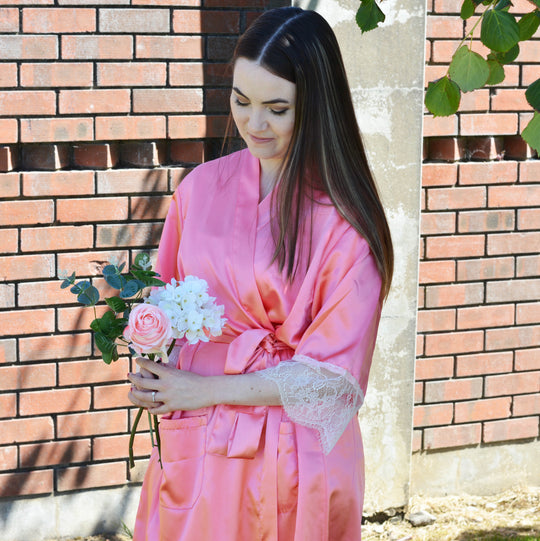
[
  {"x1": 129, "y1": 406, "x2": 144, "y2": 469},
  {"x1": 153, "y1": 414, "x2": 162, "y2": 467}
]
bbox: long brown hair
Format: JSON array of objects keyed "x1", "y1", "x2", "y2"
[{"x1": 232, "y1": 7, "x2": 394, "y2": 299}]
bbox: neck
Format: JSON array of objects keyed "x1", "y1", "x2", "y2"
[{"x1": 259, "y1": 158, "x2": 282, "y2": 200}]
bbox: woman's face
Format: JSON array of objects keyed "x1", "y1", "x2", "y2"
[{"x1": 231, "y1": 58, "x2": 296, "y2": 167}]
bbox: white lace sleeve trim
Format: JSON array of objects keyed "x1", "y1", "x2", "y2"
[{"x1": 257, "y1": 354, "x2": 364, "y2": 454}]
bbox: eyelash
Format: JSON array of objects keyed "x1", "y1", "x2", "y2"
[{"x1": 234, "y1": 98, "x2": 288, "y2": 116}]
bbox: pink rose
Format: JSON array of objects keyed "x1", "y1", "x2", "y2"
[{"x1": 124, "y1": 303, "x2": 172, "y2": 356}]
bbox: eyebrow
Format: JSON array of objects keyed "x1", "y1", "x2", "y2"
[{"x1": 232, "y1": 86, "x2": 290, "y2": 105}]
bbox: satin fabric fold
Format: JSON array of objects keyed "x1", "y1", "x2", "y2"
[{"x1": 134, "y1": 149, "x2": 382, "y2": 540}]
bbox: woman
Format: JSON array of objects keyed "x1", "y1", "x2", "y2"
[{"x1": 128, "y1": 6, "x2": 393, "y2": 540}]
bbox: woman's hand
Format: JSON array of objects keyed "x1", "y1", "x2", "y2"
[{"x1": 127, "y1": 357, "x2": 214, "y2": 415}]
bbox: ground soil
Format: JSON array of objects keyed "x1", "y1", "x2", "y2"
[{"x1": 52, "y1": 486, "x2": 540, "y2": 541}]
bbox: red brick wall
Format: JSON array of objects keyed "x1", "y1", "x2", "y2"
[
  {"x1": 0, "y1": 0, "x2": 285, "y2": 499},
  {"x1": 416, "y1": 0, "x2": 540, "y2": 452}
]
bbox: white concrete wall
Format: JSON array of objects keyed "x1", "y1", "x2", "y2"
[{"x1": 294, "y1": 0, "x2": 426, "y2": 513}]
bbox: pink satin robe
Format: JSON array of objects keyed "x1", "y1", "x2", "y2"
[{"x1": 134, "y1": 148, "x2": 382, "y2": 541}]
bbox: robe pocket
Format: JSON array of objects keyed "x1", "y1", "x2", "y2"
[
  {"x1": 158, "y1": 416, "x2": 207, "y2": 511},
  {"x1": 277, "y1": 421, "x2": 299, "y2": 514}
]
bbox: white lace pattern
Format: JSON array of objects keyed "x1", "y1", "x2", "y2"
[{"x1": 257, "y1": 354, "x2": 364, "y2": 454}]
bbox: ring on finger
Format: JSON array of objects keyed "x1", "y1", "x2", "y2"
[{"x1": 152, "y1": 391, "x2": 156, "y2": 403}]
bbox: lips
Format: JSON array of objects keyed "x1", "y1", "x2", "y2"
[{"x1": 249, "y1": 134, "x2": 273, "y2": 144}]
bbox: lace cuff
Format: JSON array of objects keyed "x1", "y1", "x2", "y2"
[{"x1": 257, "y1": 354, "x2": 364, "y2": 454}]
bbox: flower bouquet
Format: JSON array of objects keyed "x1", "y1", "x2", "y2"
[{"x1": 60, "y1": 253, "x2": 226, "y2": 467}]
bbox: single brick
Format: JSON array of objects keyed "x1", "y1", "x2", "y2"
[
  {"x1": 425, "y1": 137, "x2": 466, "y2": 162},
  {"x1": 132, "y1": 88, "x2": 203, "y2": 113},
  {"x1": 56, "y1": 461, "x2": 126, "y2": 492},
  {"x1": 417, "y1": 309, "x2": 456, "y2": 332},
  {"x1": 485, "y1": 371, "x2": 540, "y2": 396},
  {"x1": 0, "y1": 200, "x2": 54, "y2": 226},
  {"x1": 425, "y1": 235, "x2": 485, "y2": 259},
  {"x1": 136, "y1": 35, "x2": 202, "y2": 59},
  {"x1": 173, "y1": 9, "x2": 240, "y2": 34},
  {"x1": 96, "y1": 222, "x2": 163, "y2": 248},
  {"x1": 515, "y1": 348, "x2": 540, "y2": 371},
  {"x1": 0, "y1": 90, "x2": 55, "y2": 116},
  {"x1": 18, "y1": 280, "x2": 75, "y2": 308},
  {"x1": 486, "y1": 279, "x2": 540, "y2": 303},
  {"x1": 425, "y1": 330, "x2": 484, "y2": 356},
  {"x1": 59, "y1": 89, "x2": 131, "y2": 114},
  {"x1": 21, "y1": 225, "x2": 93, "y2": 252},
  {"x1": 95, "y1": 116, "x2": 166, "y2": 141},
  {"x1": 517, "y1": 256, "x2": 540, "y2": 278},
  {"x1": 513, "y1": 394, "x2": 540, "y2": 417},
  {"x1": 57, "y1": 197, "x2": 129, "y2": 223},
  {"x1": 457, "y1": 257, "x2": 514, "y2": 281},
  {"x1": 0, "y1": 339, "x2": 16, "y2": 364},
  {"x1": 0, "y1": 470, "x2": 53, "y2": 498},
  {"x1": 170, "y1": 140, "x2": 205, "y2": 164},
  {"x1": 461, "y1": 113, "x2": 518, "y2": 136},
  {"x1": 20, "y1": 387, "x2": 91, "y2": 416},
  {"x1": 73, "y1": 143, "x2": 119, "y2": 169},
  {"x1": 424, "y1": 423, "x2": 481, "y2": 450},
  {"x1": 424, "y1": 377, "x2": 484, "y2": 403},
  {"x1": 97, "y1": 168, "x2": 168, "y2": 193},
  {"x1": 0, "y1": 120, "x2": 18, "y2": 144},
  {"x1": 23, "y1": 8, "x2": 95, "y2": 33},
  {"x1": 19, "y1": 333, "x2": 91, "y2": 362},
  {"x1": 0, "y1": 417, "x2": 54, "y2": 445},
  {"x1": 120, "y1": 141, "x2": 166, "y2": 168},
  {"x1": 0, "y1": 63, "x2": 17, "y2": 86},
  {"x1": 57, "y1": 410, "x2": 127, "y2": 438},
  {"x1": 457, "y1": 304, "x2": 514, "y2": 330},
  {"x1": 0, "y1": 284, "x2": 15, "y2": 309},
  {"x1": 489, "y1": 185, "x2": 540, "y2": 207},
  {"x1": 518, "y1": 209, "x2": 540, "y2": 231},
  {"x1": 20, "y1": 118, "x2": 94, "y2": 143},
  {"x1": 21, "y1": 62, "x2": 93, "y2": 87},
  {"x1": 97, "y1": 62, "x2": 166, "y2": 87},
  {"x1": 413, "y1": 403, "x2": 453, "y2": 428},
  {"x1": 425, "y1": 283, "x2": 484, "y2": 308},
  {"x1": 456, "y1": 351, "x2": 513, "y2": 377},
  {"x1": 483, "y1": 417, "x2": 539, "y2": 443},
  {"x1": 58, "y1": 357, "x2": 129, "y2": 386},
  {"x1": 57, "y1": 305, "x2": 109, "y2": 332},
  {"x1": 454, "y1": 397, "x2": 511, "y2": 423},
  {"x1": 169, "y1": 115, "x2": 227, "y2": 139},
  {"x1": 423, "y1": 115, "x2": 458, "y2": 137},
  {"x1": 23, "y1": 170, "x2": 94, "y2": 196},
  {"x1": 99, "y1": 8, "x2": 169, "y2": 33},
  {"x1": 0, "y1": 309, "x2": 54, "y2": 336},
  {"x1": 459, "y1": 161, "x2": 517, "y2": 186},
  {"x1": 20, "y1": 440, "x2": 91, "y2": 468},
  {"x1": 427, "y1": 186, "x2": 486, "y2": 210},
  {"x1": 418, "y1": 260, "x2": 456, "y2": 284},
  {"x1": 94, "y1": 382, "x2": 131, "y2": 409},
  {"x1": 459, "y1": 210, "x2": 514, "y2": 233},
  {"x1": 0, "y1": 35, "x2": 57, "y2": 60},
  {"x1": 130, "y1": 195, "x2": 170, "y2": 221},
  {"x1": 56, "y1": 249, "x2": 129, "y2": 279},
  {"x1": 21, "y1": 144, "x2": 70, "y2": 171},
  {"x1": 415, "y1": 356, "x2": 454, "y2": 380},
  {"x1": 169, "y1": 62, "x2": 204, "y2": 87},
  {"x1": 488, "y1": 232, "x2": 540, "y2": 256},
  {"x1": 62, "y1": 35, "x2": 133, "y2": 59},
  {"x1": 491, "y1": 89, "x2": 529, "y2": 111},
  {"x1": 422, "y1": 163, "x2": 458, "y2": 187},
  {"x1": 486, "y1": 325, "x2": 540, "y2": 352},
  {"x1": 517, "y1": 303, "x2": 540, "y2": 325}
]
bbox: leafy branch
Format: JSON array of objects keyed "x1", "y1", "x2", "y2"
[
  {"x1": 356, "y1": 0, "x2": 540, "y2": 153},
  {"x1": 60, "y1": 253, "x2": 165, "y2": 364}
]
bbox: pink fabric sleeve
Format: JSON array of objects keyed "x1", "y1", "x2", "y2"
[
  {"x1": 155, "y1": 190, "x2": 183, "y2": 284},
  {"x1": 259, "y1": 227, "x2": 383, "y2": 453}
]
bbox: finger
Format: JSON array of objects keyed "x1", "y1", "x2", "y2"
[
  {"x1": 135, "y1": 357, "x2": 170, "y2": 377},
  {"x1": 129, "y1": 387, "x2": 163, "y2": 408},
  {"x1": 127, "y1": 373, "x2": 162, "y2": 392}
]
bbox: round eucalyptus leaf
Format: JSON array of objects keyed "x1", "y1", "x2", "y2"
[
  {"x1": 481, "y1": 9, "x2": 520, "y2": 52},
  {"x1": 525, "y1": 77, "x2": 540, "y2": 111},
  {"x1": 521, "y1": 112, "x2": 540, "y2": 153},
  {"x1": 77, "y1": 285, "x2": 100, "y2": 306},
  {"x1": 449, "y1": 46, "x2": 490, "y2": 92},
  {"x1": 120, "y1": 280, "x2": 140, "y2": 299},
  {"x1": 486, "y1": 59, "x2": 506, "y2": 85},
  {"x1": 518, "y1": 11, "x2": 540, "y2": 41},
  {"x1": 103, "y1": 271, "x2": 124, "y2": 290},
  {"x1": 425, "y1": 76, "x2": 461, "y2": 117}
]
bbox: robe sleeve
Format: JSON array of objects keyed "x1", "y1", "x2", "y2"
[{"x1": 258, "y1": 226, "x2": 383, "y2": 453}]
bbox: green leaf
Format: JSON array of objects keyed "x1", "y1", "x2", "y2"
[
  {"x1": 77, "y1": 285, "x2": 100, "y2": 306},
  {"x1": 494, "y1": 0, "x2": 511, "y2": 11},
  {"x1": 486, "y1": 59, "x2": 506, "y2": 85},
  {"x1": 518, "y1": 11, "x2": 540, "y2": 41},
  {"x1": 461, "y1": 0, "x2": 476, "y2": 19},
  {"x1": 526, "y1": 77, "x2": 540, "y2": 111},
  {"x1": 425, "y1": 76, "x2": 461, "y2": 117},
  {"x1": 449, "y1": 46, "x2": 490, "y2": 92},
  {"x1": 120, "y1": 280, "x2": 140, "y2": 299},
  {"x1": 481, "y1": 9, "x2": 520, "y2": 51},
  {"x1": 521, "y1": 111, "x2": 540, "y2": 153},
  {"x1": 102, "y1": 265, "x2": 125, "y2": 290},
  {"x1": 95, "y1": 332, "x2": 116, "y2": 364},
  {"x1": 60, "y1": 272, "x2": 76, "y2": 289},
  {"x1": 105, "y1": 296, "x2": 128, "y2": 313},
  {"x1": 492, "y1": 43, "x2": 520, "y2": 64},
  {"x1": 356, "y1": 0, "x2": 385, "y2": 33},
  {"x1": 134, "y1": 253, "x2": 152, "y2": 270}
]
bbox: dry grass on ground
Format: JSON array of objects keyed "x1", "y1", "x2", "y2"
[
  {"x1": 363, "y1": 486, "x2": 540, "y2": 540},
  {"x1": 54, "y1": 487, "x2": 540, "y2": 541}
]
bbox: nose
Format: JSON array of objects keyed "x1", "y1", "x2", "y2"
[{"x1": 247, "y1": 108, "x2": 267, "y2": 132}]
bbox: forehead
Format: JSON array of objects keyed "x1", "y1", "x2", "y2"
[{"x1": 232, "y1": 57, "x2": 296, "y2": 102}]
